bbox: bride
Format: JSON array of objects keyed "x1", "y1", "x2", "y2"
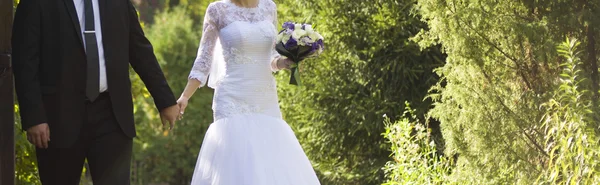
[{"x1": 176, "y1": 0, "x2": 321, "y2": 184}]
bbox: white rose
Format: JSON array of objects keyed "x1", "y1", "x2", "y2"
[
  {"x1": 308, "y1": 32, "x2": 320, "y2": 40},
  {"x1": 276, "y1": 34, "x2": 284, "y2": 43},
  {"x1": 292, "y1": 32, "x2": 300, "y2": 40},
  {"x1": 315, "y1": 32, "x2": 324, "y2": 40},
  {"x1": 292, "y1": 29, "x2": 307, "y2": 39},
  {"x1": 304, "y1": 25, "x2": 313, "y2": 32},
  {"x1": 300, "y1": 29, "x2": 308, "y2": 35}
]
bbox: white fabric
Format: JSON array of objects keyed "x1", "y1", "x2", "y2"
[
  {"x1": 188, "y1": 0, "x2": 320, "y2": 184},
  {"x1": 207, "y1": 38, "x2": 225, "y2": 88},
  {"x1": 192, "y1": 114, "x2": 321, "y2": 185},
  {"x1": 188, "y1": 0, "x2": 281, "y2": 88},
  {"x1": 73, "y1": 0, "x2": 107, "y2": 92}
]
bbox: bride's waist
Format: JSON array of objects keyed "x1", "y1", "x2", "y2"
[
  {"x1": 225, "y1": 62, "x2": 270, "y2": 68},
  {"x1": 223, "y1": 66, "x2": 272, "y2": 79},
  {"x1": 217, "y1": 76, "x2": 276, "y2": 89},
  {"x1": 214, "y1": 80, "x2": 278, "y2": 106}
]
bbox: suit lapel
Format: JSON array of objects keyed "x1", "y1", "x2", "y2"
[
  {"x1": 62, "y1": 0, "x2": 84, "y2": 47},
  {"x1": 98, "y1": 0, "x2": 109, "y2": 62},
  {"x1": 98, "y1": 0, "x2": 107, "y2": 30}
]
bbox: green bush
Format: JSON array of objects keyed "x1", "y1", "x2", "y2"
[
  {"x1": 382, "y1": 103, "x2": 451, "y2": 185},
  {"x1": 129, "y1": 6, "x2": 214, "y2": 185},
  {"x1": 536, "y1": 38, "x2": 600, "y2": 184},
  {"x1": 415, "y1": 0, "x2": 600, "y2": 183},
  {"x1": 273, "y1": 0, "x2": 444, "y2": 184}
]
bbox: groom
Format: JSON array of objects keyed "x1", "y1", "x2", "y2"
[{"x1": 12, "y1": 0, "x2": 179, "y2": 184}]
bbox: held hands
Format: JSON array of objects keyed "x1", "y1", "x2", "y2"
[
  {"x1": 27, "y1": 123, "x2": 50, "y2": 148},
  {"x1": 160, "y1": 104, "x2": 180, "y2": 130},
  {"x1": 176, "y1": 96, "x2": 189, "y2": 120}
]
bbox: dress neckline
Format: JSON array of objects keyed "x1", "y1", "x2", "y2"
[{"x1": 223, "y1": 0, "x2": 261, "y2": 10}]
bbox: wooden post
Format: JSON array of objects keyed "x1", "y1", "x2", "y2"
[{"x1": 0, "y1": 0, "x2": 14, "y2": 183}]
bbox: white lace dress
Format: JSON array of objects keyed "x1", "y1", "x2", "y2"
[{"x1": 187, "y1": 0, "x2": 320, "y2": 184}]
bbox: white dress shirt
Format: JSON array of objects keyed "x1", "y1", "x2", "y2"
[{"x1": 73, "y1": 0, "x2": 108, "y2": 92}]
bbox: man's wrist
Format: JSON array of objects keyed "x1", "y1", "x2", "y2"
[
  {"x1": 158, "y1": 101, "x2": 177, "y2": 112},
  {"x1": 24, "y1": 122, "x2": 46, "y2": 132}
]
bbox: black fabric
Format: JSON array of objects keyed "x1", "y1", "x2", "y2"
[
  {"x1": 84, "y1": 0, "x2": 100, "y2": 101},
  {"x1": 36, "y1": 93, "x2": 133, "y2": 185},
  {"x1": 12, "y1": 0, "x2": 177, "y2": 148}
]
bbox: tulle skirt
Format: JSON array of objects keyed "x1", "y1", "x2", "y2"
[{"x1": 190, "y1": 113, "x2": 321, "y2": 185}]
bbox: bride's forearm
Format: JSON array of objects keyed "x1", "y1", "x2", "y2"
[{"x1": 180, "y1": 79, "x2": 202, "y2": 99}]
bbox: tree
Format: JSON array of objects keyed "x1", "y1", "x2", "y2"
[{"x1": 414, "y1": 0, "x2": 600, "y2": 183}]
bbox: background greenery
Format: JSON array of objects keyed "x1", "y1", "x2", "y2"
[{"x1": 12, "y1": 0, "x2": 599, "y2": 184}]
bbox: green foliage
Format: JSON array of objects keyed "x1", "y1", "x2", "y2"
[
  {"x1": 129, "y1": 6, "x2": 214, "y2": 185},
  {"x1": 14, "y1": 106, "x2": 41, "y2": 185},
  {"x1": 415, "y1": 0, "x2": 600, "y2": 183},
  {"x1": 382, "y1": 103, "x2": 451, "y2": 185},
  {"x1": 537, "y1": 38, "x2": 600, "y2": 184},
  {"x1": 12, "y1": 0, "x2": 600, "y2": 184},
  {"x1": 134, "y1": 0, "x2": 212, "y2": 28},
  {"x1": 273, "y1": 0, "x2": 444, "y2": 184},
  {"x1": 132, "y1": 1, "x2": 445, "y2": 183}
]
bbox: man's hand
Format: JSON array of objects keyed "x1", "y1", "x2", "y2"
[
  {"x1": 27, "y1": 123, "x2": 50, "y2": 148},
  {"x1": 160, "y1": 105, "x2": 180, "y2": 130}
]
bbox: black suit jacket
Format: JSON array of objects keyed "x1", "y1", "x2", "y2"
[{"x1": 12, "y1": 0, "x2": 177, "y2": 147}]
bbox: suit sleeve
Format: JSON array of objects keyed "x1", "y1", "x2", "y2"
[
  {"x1": 12, "y1": 0, "x2": 47, "y2": 130},
  {"x1": 127, "y1": 0, "x2": 177, "y2": 111}
]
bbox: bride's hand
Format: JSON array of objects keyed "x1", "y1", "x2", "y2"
[
  {"x1": 276, "y1": 57, "x2": 295, "y2": 70},
  {"x1": 176, "y1": 96, "x2": 189, "y2": 120}
]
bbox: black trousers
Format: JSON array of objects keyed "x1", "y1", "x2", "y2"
[{"x1": 36, "y1": 93, "x2": 132, "y2": 185}]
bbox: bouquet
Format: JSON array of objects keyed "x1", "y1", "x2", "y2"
[{"x1": 275, "y1": 22, "x2": 325, "y2": 85}]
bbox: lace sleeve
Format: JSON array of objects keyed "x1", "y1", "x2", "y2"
[
  {"x1": 189, "y1": 3, "x2": 220, "y2": 86},
  {"x1": 269, "y1": 1, "x2": 282, "y2": 71}
]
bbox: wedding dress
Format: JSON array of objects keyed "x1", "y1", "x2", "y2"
[{"x1": 187, "y1": 0, "x2": 320, "y2": 184}]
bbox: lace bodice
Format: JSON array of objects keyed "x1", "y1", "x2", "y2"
[
  {"x1": 188, "y1": 0, "x2": 279, "y2": 86},
  {"x1": 187, "y1": 0, "x2": 283, "y2": 120}
]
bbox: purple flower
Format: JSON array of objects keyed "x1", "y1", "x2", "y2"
[
  {"x1": 282, "y1": 22, "x2": 295, "y2": 30},
  {"x1": 311, "y1": 42, "x2": 319, "y2": 52},
  {"x1": 317, "y1": 39, "x2": 324, "y2": 49},
  {"x1": 285, "y1": 37, "x2": 298, "y2": 49}
]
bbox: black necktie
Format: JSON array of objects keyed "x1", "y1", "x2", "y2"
[{"x1": 84, "y1": 0, "x2": 100, "y2": 101}]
